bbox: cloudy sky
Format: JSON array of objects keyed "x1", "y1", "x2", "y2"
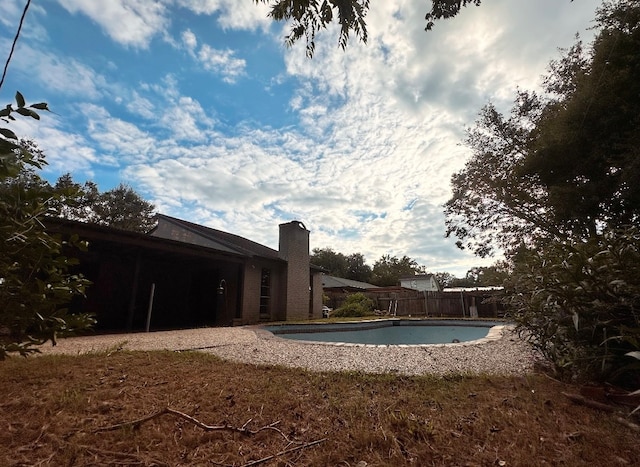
[{"x1": 0, "y1": 0, "x2": 601, "y2": 276}]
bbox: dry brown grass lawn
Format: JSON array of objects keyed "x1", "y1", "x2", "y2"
[{"x1": 1, "y1": 351, "x2": 637, "y2": 466}]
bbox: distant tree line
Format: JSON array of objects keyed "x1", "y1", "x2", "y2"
[
  {"x1": 1, "y1": 156, "x2": 156, "y2": 234},
  {"x1": 310, "y1": 247, "x2": 508, "y2": 288},
  {"x1": 49, "y1": 173, "x2": 156, "y2": 233}
]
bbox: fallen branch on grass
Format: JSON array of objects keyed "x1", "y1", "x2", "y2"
[
  {"x1": 613, "y1": 416, "x2": 640, "y2": 432},
  {"x1": 46, "y1": 433, "x2": 169, "y2": 467},
  {"x1": 562, "y1": 392, "x2": 640, "y2": 432},
  {"x1": 561, "y1": 392, "x2": 616, "y2": 413},
  {"x1": 95, "y1": 406, "x2": 279, "y2": 436},
  {"x1": 241, "y1": 438, "x2": 327, "y2": 467},
  {"x1": 93, "y1": 407, "x2": 328, "y2": 465}
]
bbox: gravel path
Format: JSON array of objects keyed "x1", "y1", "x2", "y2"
[{"x1": 40, "y1": 324, "x2": 539, "y2": 376}]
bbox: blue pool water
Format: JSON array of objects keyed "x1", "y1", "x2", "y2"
[{"x1": 263, "y1": 320, "x2": 501, "y2": 345}]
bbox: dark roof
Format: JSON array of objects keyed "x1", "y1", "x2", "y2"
[
  {"x1": 322, "y1": 275, "x2": 379, "y2": 289},
  {"x1": 44, "y1": 217, "x2": 248, "y2": 262},
  {"x1": 47, "y1": 215, "x2": 324, "y2": 272},
  {"x1": 151, "y1": 214, "x2": 282, "y2": 261}
]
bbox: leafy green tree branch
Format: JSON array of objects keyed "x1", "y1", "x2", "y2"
[{"x1": 0, "y1": 93, "x2": 95, "y2": 359}]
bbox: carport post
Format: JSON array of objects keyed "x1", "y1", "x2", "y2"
[
  {"x1": 126, "y1": 252, "x2": 142, "y2": 331},
  {"x1": 145, "y1": 283, "x2": 156, "y2": 332}
]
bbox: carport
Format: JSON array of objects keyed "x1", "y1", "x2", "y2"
[{"x1": 48, "y1": 219, "x2": 246, "y2": 332}]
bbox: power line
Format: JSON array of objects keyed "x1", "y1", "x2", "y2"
[{"x1": 0, "y1": 0, "x2": 32, "y2": 92}]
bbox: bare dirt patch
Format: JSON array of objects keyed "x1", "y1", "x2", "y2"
[{"x1": 1, "y1": 351, "x2": 637, "y2": 466}]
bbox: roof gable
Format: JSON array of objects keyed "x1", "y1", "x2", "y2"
[{"x1": 150, "y1": 214, "x2": 281, "y2": 261}]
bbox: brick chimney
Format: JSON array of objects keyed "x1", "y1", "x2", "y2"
[{"x1": 279, "y1": 221, "x2": 310, "y2": 321}]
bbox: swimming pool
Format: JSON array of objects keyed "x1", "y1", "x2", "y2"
[{"x1": 262, "y1": 319, "x2": 504, "y2": 346}]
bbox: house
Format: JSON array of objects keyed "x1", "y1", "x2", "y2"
[
  {"x1": 48, "y1": 215, "x2": 323, "y2": 332},
  {"x1": 399, "y1": 274, "x2": 441, "y2": 292}
]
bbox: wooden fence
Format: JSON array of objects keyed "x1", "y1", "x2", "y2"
[{"x1": 325, "y1": 289, "x2": 505, "y2": 318}]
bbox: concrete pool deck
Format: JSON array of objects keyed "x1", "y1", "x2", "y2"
[{"x1": 38, "y1": 324, "x2": 540, "y2": 376}]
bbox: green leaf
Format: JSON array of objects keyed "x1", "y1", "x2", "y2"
[
  {"x1": 0, "y1": 128, "x2": 18, "y2": 140},
  {"x1": 0, "y1": 138, "x2": 20, "y2": 152},
  {"x1": 16, "y1": 107, "x2": 40, "y2": 120},
  {"x1": 0, "y1": 106, "x2": 11, "y2": 117},
  {"x1": 15, "y1": 91, "x2": 25, "y2": 108},
  {"x1": 30, "y1": 102, "x2": 50, "y2": 111}
]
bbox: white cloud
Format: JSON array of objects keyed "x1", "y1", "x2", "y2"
[
  {"x1": 56, "y1": 0, "x2": 169, "y2": 48},
  {"x1": 10, "y1": 0, "x2": 602, "y2": 277},
  {"x1": 366, "y1": 0, "x2": 599, "y2": 114},
  {"x1": 54, "y1": 0, "x2": 272, "y2": 49},
  {"x1": 104, "y1": 67, "x2": 498, "y2": 275},
  {"x1": 82, "y1": 104, "x2": 157, "y2": 165},
  {"x1": 181, "y1": 29, "x2": 197, "y2": 52},
  {"x1": 254, "y1": 0, "x2": 602, "y2": 275},
  {"x1": 0, "y1": 0, "x2": 25, "y2": 27},
  {"x1": 35, "y1": 56, "x2": 108, "y2": 99},
  {"x1": 159, "y1": 96, "x2": 216, "y2": 141},
  {"x1": 197, "y1": 45, "x2": 246, "y2": 83},
  {"x1": 6, "y1": 111, "x2": 99, "y2": 177},
  {"x1": 0, "y1": 38, "x2": 109, "y2": 100},
  {"x1": 172, "y1": 0, "x2": 271, "y2": 31},
  {"x1": 179, "y1": 29, "x2": 246, "y2": 83},
  {"x1": 126, "y1": 91, "x2": 156, "y2": 120},
  {"x1": 0, "y1": 0, "x2": 48, "y2": 40}
]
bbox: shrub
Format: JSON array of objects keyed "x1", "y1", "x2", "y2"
[
  {"x1": 506, "y1": 228, "x2": 640, "y2": 387},
  {"x1": 0, "y1": 94, "x2": 95, "y2": 358},
  {"x1": 332, "y1": 293, "x2": 374, "y2": 318}
]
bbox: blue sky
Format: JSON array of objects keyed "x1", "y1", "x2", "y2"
[{"x1": 1, "y1": 0, "x2": 601, "y2": 277}]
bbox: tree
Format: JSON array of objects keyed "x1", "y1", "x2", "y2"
[
  {"x1": 258, "y1": 0, "x2": 369, "y2": 58},
  {"x1": 433, "y1": 271, "x2": 455, "y2": 289},
  {"x1": 464, "y1": 263, "x2": 510, "y2": 287},
  {"x1": 0, "y1": 93, "x2": 95, "y2": 358},
  {"x1": 49, "y1": 175, "x2": 156, "y2": 233},
  {"x1": 92, "y1": 183, "x2": 156, "y2": 233},
  {"x1": 258, "y1": 0, "x2": 483, "y2": 56},
  {"x1": 444, "y1": 90, "x2": 558, "y2": 257},
  {"x1": 311, "y1": 247, "x2": 348, "y2": 277},
  {"x1": 345, "y1": 252, "x2": 372, "y2": 282},
  {"x1": 425, "y1": 0, "x2": 483, "y2": 30},
  {"x1": 445, "y1": 0, "x2": 640, "y2": 386},
  {"x1": 0, "y1": 147, "x2": 50, "y2": 192},
  {"x1": 521, "y1": 3, "x2": 640, "y2": 236},
  {"x1": 448, "y1": 276, "x2": 477, "y2": 288},
  {"x1": 50, "y1": 173, "x2": 100, "y2": 224},
  {"x1": 445, "y1": 1, "x2": 640, "y2": 257},
  {"x1": 370, "y1": 254, "x2": 425, "y2": 287}
]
